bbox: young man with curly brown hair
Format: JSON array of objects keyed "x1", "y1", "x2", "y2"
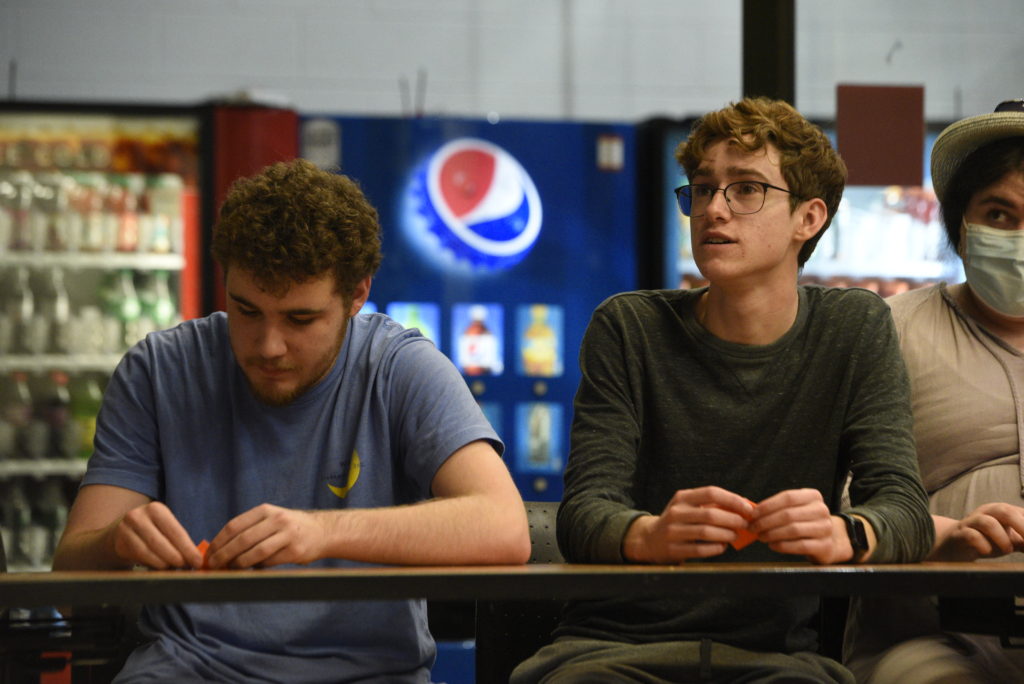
[
  {"x1": 512, "y1": 97, "x2": 933, "y2": 683},
  {"x1": 54, "y1": 159, "x2": 530, "y2": 683}
]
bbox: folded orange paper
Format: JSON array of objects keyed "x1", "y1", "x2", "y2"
[
  {"x1": 197, "y1": 539, "x2": 210, "y2": 570},
  {"x1": 730, "y1": 498, "x2": 758, "y2": 550}
]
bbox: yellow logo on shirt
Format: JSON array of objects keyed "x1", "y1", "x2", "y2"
[{"x1": 327, "y1": 450, "x2": 361, "y2": 499}]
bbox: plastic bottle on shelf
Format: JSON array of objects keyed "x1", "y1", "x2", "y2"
[
  {"x1": 39, "y1": 266, "x2": 72, "y2": 354},
  {"x1": 0, "y1": 172, "x2": 15, "y2": 254},
  {"x1": 0, "y1": 373, "x2": 19, "y2": 461},
  {"x1": 113, "y1": 173, "x2": 143, "y2": 253},
  {"x1": 35, "y1": 370, "x2": 72, "y2": 460},
  {"x1": 0, "y1": 480, "x2": 15, "y2": 562},
  {"x1": 140, "y1": 270, "x2": 178, "y2": 330},
  {"x1": 5, "y1": 267, "x2": 35, "y2": 354},
  {"x1": 32, "y1": 478, "x2": 69, "y2": 563},
  {"x1": 145, "y1": 173, "x2": 184, "y2": 254},
  {"x1": 1, "y1": 371, "x2": 45, "y2": 460},
  {"x1": 6, "y1": 171, "x2": 42, "y2": 251},
  {"x1": 3, "y1": 481, "x2": 33, "y2": 566},
  {"x1": 14, "y1": 268, "x2": 50, "y2": 356},
  {"x1": 4, "y1": 264, "x2": 50, "y2": 356},
  {"x1": 103, "y1": 270, "x2": 142, "y2": 350},
  {"x1": 75, "y1": 172, "x2": 110, "y2": 252},
  {"x1": 0, "y1": 371, "x2": 33, "y2": 437},
  {"x1": 35, "y1": 172, "x2": 72, "y2": 252},
  {"x1": 68, "y1": 373, "x2": 103, "y2": 460}
]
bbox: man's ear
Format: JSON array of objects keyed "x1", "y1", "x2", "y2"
[
  {"x1": 795, "y1": 197, "x2": 828, "y2": 243},
  {"x1": 349, "y1": 277, "x2": 372, "y2": 316}
]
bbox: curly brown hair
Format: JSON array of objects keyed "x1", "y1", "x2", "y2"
[
  {"x1": 675, "y1": 97, "x2": 848, "y2": 267},
  {"x1": 211, "y1": 158, "x2": 382, "y2": 299}
]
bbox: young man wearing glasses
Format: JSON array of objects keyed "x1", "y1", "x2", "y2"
[{"x1": 512, "y1": 97, "x2": 933, "y2": 683}]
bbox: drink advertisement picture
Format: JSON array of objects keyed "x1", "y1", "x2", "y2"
[{"x1": 301, "y1": 115, "x2": 637, "y2": 500}]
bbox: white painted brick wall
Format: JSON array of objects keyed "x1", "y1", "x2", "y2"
[{"x1": 0, "y1": 0, "x2": 1021, "y2": 122}]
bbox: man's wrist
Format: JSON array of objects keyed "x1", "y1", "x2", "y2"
[
  {"x1": 836, "y1": 512, "x2": 870, "y2": 563},
  {"x1": 622, "y1": 515, "x2": 655, "y2": 563}
]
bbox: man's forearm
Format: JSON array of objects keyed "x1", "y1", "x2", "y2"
[
  {"x1": 318, "y1": 492, "x2": 530, "y2": 565},
  {"x1": 52, "y1": 522, "x2": 131, "y2": 571}
]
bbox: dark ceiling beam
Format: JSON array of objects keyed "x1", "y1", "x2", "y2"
[{"x1": 742, "y1": 0, "x2": 795, "y2": 103}]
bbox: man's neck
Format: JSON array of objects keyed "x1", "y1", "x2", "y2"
[{"x1": 698, "y1": 281, "x2": 800, "y2": 345}]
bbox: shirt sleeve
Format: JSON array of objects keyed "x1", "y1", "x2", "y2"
[
  {"x1": 843, "y1": 297, "x2": 934, "y2": 563},
  {"x1": 558, "y1": 299, "x2": 649, "y2": 563},
  {"x1": 82, "y1": 339, "x2": 164, "y2": 499},
  {"x1": 382, "y1": 333, "x2": 503, "y2": 496}
]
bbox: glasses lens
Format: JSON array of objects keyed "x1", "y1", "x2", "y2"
[
  {"x1": 675, "y1": 186, "x2": 693, "y2": 216},
  {"x1": 683, "y1": 185, "x2": 716, "y2": 217},
  {"x1": 724, "y1": 182, "x2": 767, "y2": 215}
]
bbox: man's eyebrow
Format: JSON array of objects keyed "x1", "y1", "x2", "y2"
[
  {"x1": 690, "y1": 166, "x2": 770, "y2": 182},
  {"x1": 228, "y1": 292, "x2": 324, "y2": 316},
  {"x1": 974, "y1": 193, "x2": 1017, "y2": 209},
  {"x1": 724, "y1": 166, "x2": 770, "y2": 181},
  {"x1": 228, "y1": 291, "x2": 255, "y2": 308}
]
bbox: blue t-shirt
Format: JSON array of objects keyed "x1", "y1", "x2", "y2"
[{"x1": 84, "y1": 311, "x2": 502, "y2": 683}]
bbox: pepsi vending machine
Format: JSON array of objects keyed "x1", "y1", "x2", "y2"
[{"x1": 300, "y1": 116, "x2": 638, "y2": 501}]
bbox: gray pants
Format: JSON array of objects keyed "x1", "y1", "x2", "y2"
[{"x1": 510, "y1": 637, "x2": 855, "y2": 684}]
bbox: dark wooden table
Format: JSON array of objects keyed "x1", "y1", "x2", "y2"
[{"x1": 3, "y1": 561, "x2": 1023, "y2": 608}]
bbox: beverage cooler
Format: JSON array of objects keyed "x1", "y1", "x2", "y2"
[
  {"x1": 0, "y1": 101, "x2": 298, "y2": 572},
  {"x1": 300, "y1": 115, "x2": 639, "y2": 502},
  {"x1": 635, "y1": 117, "x2": 965, "y2": 293}
]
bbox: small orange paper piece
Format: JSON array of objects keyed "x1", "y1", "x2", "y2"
[
  {"x1": 730, "y1": 498, "x2": 758, "y2": 550},
  {"x1": 197, "y1": 539, "x2": 210, "y2": 570},
  {"x1": 730, "y1": 528, "x2": 757, "y2": 550}
]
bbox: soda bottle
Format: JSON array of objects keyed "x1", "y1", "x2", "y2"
[
  {"x1": 6, "y1": 266, "x2": 35, "y2": 354},
  {"x1": 145, "y1": 173, "x2": 183, "y2": 254},
  {"x1": 68, "y1": 374, "x2": 103, "y2": 460},
  {"x1": 112, "y1": 173, "x2": 143, "y2": 253},
  {"x1": 6, "y1": 171, "x2": 39, "y2": 251},
  {"x1": 0, "y1": 173, "x2": 13, "y2": 254},
  {"x1": 4, "y1": 481, "x2": 33, "y2": 566},
  {"x1": 150, "y1": 270, "x2": 178, "y2": 329},
  {"x1": 75, "y1": 172, "x2": 110, "y2": 252},
  {"x1": 31, "y1": 478, "x2": 68, "y2": 563},
  {"x1": 102, "y1": 270, "x2": 142, "y2": 350},
  {"x1": 0, "y1": 372, "x2": 33, "y2": 458},
  {"x1": 35, "y1": 172, "x2": 71, "y2": 252},
  {"x1": 138, "y1": 270, "x2": 177, "y2": 336},
  {"x1": 35, "y1": 370, "x2": 71, "y2": 459},
  {"x1": 39, "y1": 267, "x2": 71, "y2": 354}
]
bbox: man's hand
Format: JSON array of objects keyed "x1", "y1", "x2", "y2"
[
  {"x1": 113, "y1": 501, "x2": 203, "y2": 570},
  {"x1": 930, "y1": 504, "x2": 1024, "y2": 562},
  {"x1": 750, "y1": 488, "x2": 858, "y2": 565},
  {"x1": 622, "y1": 486, "x2": 755, "y2": 563},
  {"x1": 206, "y1": 504, "x2": 329, "y2": 569}
]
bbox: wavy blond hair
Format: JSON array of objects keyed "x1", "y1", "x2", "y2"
[{"x1": 675, "y1": 97, "x2": 847, "y2": 267}]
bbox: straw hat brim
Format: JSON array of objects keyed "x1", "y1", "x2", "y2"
[{"x1": 931, "y1": 111, "x2": 1024, "y2": 203}]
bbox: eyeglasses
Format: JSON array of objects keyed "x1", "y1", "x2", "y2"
[{"x1": 674, "y1": 181, "x2": 802, "y2": 218}]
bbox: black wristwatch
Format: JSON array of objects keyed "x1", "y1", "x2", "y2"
[{"x1": 837, "y1": 513, "x2": 869, "y2": 558}]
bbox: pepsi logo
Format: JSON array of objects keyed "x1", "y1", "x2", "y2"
[{"x1": 404, "y1": 138, "x2": 542, "y2": 271}]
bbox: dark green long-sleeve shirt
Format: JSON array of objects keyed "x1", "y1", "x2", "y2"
[{"x1": 556, "y1": 285, "x2": 933, "y2": 654}]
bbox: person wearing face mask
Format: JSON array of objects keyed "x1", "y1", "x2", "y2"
[{"x1": 844, "y1": 100, "x2": 1024, "y2": 683}]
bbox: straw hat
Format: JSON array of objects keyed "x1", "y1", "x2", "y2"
[{"x1": 930, "y1": 99, "x2": 1024, "y2": 203}]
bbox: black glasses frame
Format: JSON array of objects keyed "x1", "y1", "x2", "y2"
[{"x1": 674, "y1": 181, "x2": 802, "y2": 218}]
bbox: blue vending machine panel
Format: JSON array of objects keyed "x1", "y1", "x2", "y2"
[{"x1": 301, "y1": 115, "x2": 638, "y2": 500}]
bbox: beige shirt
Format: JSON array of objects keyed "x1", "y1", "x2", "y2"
[{"x1": 888, "y1": 282, "x2": 1024, "y2": 500}]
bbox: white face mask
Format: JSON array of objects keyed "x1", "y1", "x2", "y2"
[{"x1": 963, "y1": 219, "x2": 1024, "y2": 318}]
